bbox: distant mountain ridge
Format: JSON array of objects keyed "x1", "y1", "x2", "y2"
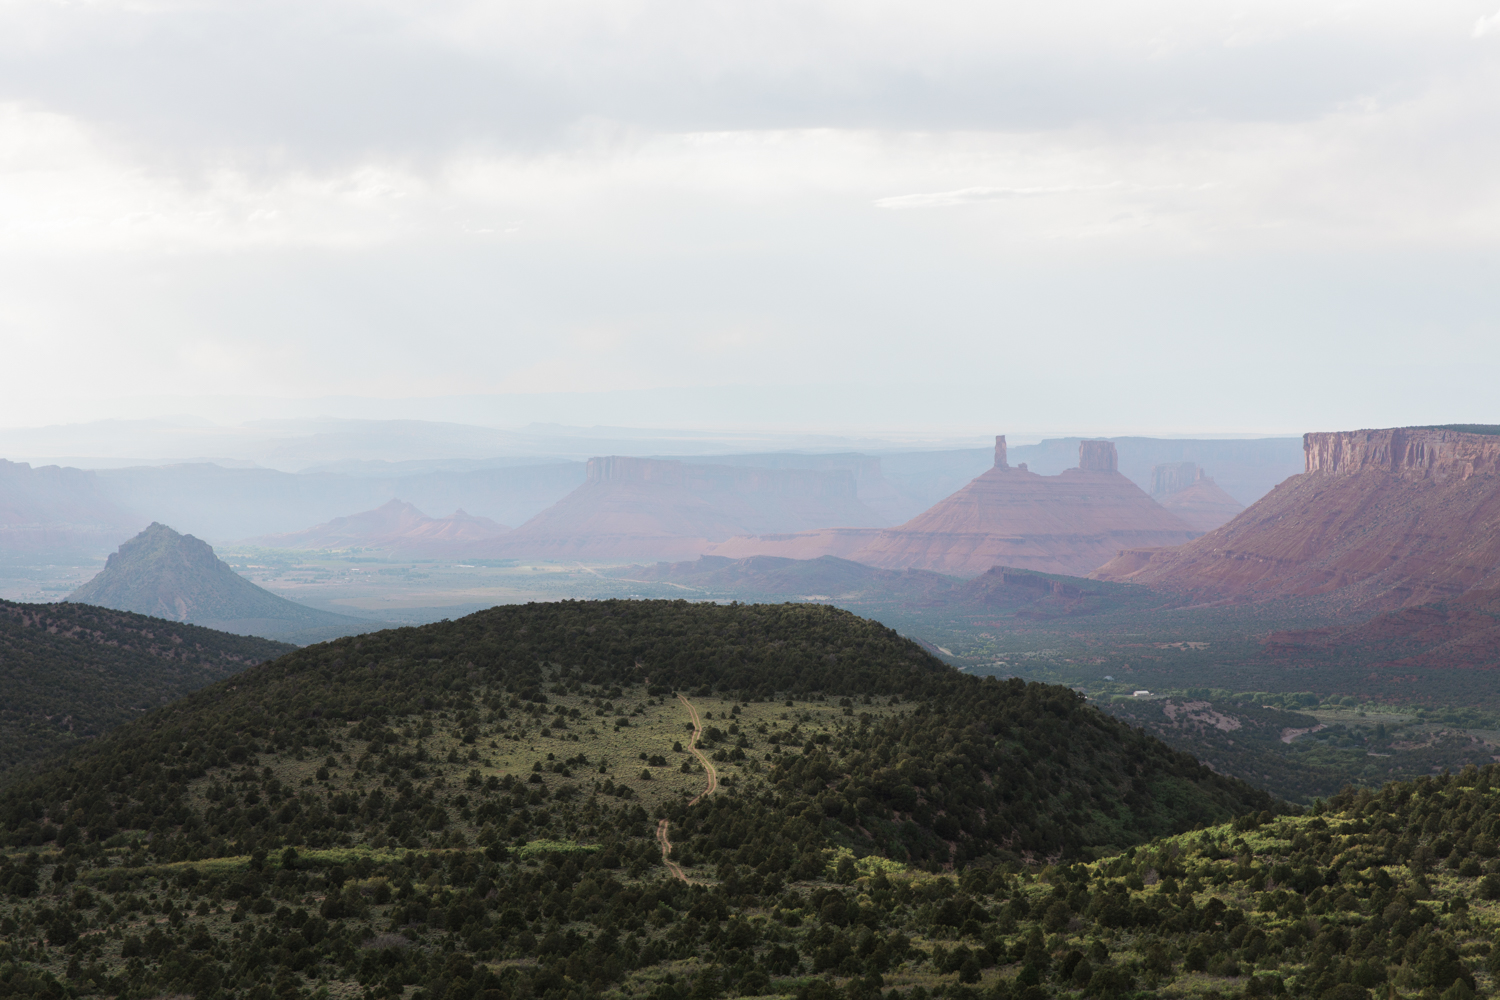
[
  {"x1": 491, "y1": 456, "x2": 887, "y2": 562},
  {"x1": 1150, "y1": 462, "x2": 1244, "y2": 532},
  {"x1": 667, "y1": 452, "x2": 926, "y2": 523},
  {"x1": 0, "y1": 459, "x2": 139, "y2": 560},
  {"x1": 251, "y1": 498, "x2": 510, "y2": 555},
  {"x1": 69, "y1": 523, "x2": 384, "y2": 644}
]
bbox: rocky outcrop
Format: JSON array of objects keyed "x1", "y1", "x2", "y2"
[
  {"x1": 1093, "y1": 426, "x2": 1500, "y2": 611},
  {"x1": 1150, "y1": 463, "x2": 1244, "y2": 533},
  {"x1": 1079, "y1": 440, "x2": 1118, "y2": 472},
  {"x1": 493, "y1": 457, "x2": 885, "y2": 562}
]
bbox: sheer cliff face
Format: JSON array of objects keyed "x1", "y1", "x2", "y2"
[
  {"x1": 1304, "y1": 428, "x2": 1500, "y2": 481},
  {"x1": 1094, "y1": 427, "x2": 1500, "y2": 611}
]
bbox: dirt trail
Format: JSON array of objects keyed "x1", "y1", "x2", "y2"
[{"x1": 655, "y1": 693, "x2": 719, "y2": 882}]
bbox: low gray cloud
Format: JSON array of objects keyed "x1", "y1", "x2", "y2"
[{"x1": 0, "y1": 0, "x2": 1496, "y2": 433}]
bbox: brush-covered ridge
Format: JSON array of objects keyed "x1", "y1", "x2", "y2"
[{"x1": 0, "y1": 600, "x2": 1277, "y2": 1000}]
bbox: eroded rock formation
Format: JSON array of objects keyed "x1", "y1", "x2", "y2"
[
  {"x1": 1093, "y1": 426, "x2": 1500, "y2": 610},
  {"x1": 711, "y1": 437, "x2": 1197, "y2": 577}
]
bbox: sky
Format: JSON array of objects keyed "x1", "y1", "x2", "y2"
[{"x1": 2, "y1": 0, "x2": 1499, "y2": 437}]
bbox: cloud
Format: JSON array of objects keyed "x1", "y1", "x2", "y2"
[
  {"x1": 1, "y1": 1, "x2": 1499, "y2": 432},
  {"x1": 0, "y1": 0, "x2": 1486, "y2": 161},
  {"x1": 1474, "y1": 9, "x2": 1500, "y2": 37},
  {"x1": 874, "y1": 184, "x2": 1121, "y2": 209}
]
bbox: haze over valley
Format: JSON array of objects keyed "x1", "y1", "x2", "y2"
[{"x1": 5, "y1": 418, "x2": 1500, "y2": 807}]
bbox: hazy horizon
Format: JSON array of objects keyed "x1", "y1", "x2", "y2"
[{"x1": 2, "y1": 0, "x2": 1496, "y2": 435}]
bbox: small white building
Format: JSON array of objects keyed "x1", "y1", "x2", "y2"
[{"x1": 1133, "y1": 690, "x2": 1152, "y2": 698}]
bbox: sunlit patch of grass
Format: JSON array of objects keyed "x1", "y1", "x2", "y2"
[{"x1": 516, "y1": 840, "x2": 601, "y2": 859}]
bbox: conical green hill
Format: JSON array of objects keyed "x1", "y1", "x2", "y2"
[{"x1": 68, "y1": 522, "x2": 379, "y2": 644}]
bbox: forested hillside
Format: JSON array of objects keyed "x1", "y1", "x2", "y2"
[
  {"x1": 0, "y1": 600, "x2": 292, "y2": 775},
  {"x1": 0, "y1": 600, "x2": 1280, "y2": 1000}
]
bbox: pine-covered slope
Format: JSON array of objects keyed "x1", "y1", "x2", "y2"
[
  {"x1": 0, "y1": 600, "x2": 1285, "y2": 1000},
  {"x1": 7, "y1": 744, "x2": 1500, "y2": 1000},
  {"x1": 0, "y1": 600, "x2": 292, "y2": 775}
]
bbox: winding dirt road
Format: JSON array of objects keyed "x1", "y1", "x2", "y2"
[{"x1": 655, "y1": 692, "x2": 718, "y2": 882}]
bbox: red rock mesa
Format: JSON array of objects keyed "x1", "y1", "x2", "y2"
[
  {"x1": 1093, "y1": 426, "x2": 1500, "y2": 611},
  {"x1": 713, "y1": 436, "x2": 1196, "y2": 578}
]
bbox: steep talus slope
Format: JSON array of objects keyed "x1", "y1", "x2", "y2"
[
  {"x1": 69, "y1": 523, "x2": 382, "y2": 644},
  {"x1": 0, "y1": 600, "x2": 290, "y2": 774},
  {"x1": 846, "y1": 438, "x2": 1197, "y2": 577},
  {"x1": 1095, "y1": 427, "x2": 1500, "y2": 612},
  {"x1": 495, "y1": 457, "x2": 886, "y2": 562}
]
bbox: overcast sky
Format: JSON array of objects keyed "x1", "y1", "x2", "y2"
[{"x1": 2, "y1": 0, "x2": 1498, "y2": 436}]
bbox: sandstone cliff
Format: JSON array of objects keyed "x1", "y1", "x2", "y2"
[
  {"x1": 492, "y1": 456, "x2": 885, "y2": 562},
  {"x1": 1093, "y1": 426, "x2": 1500, "y2": 610}
]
